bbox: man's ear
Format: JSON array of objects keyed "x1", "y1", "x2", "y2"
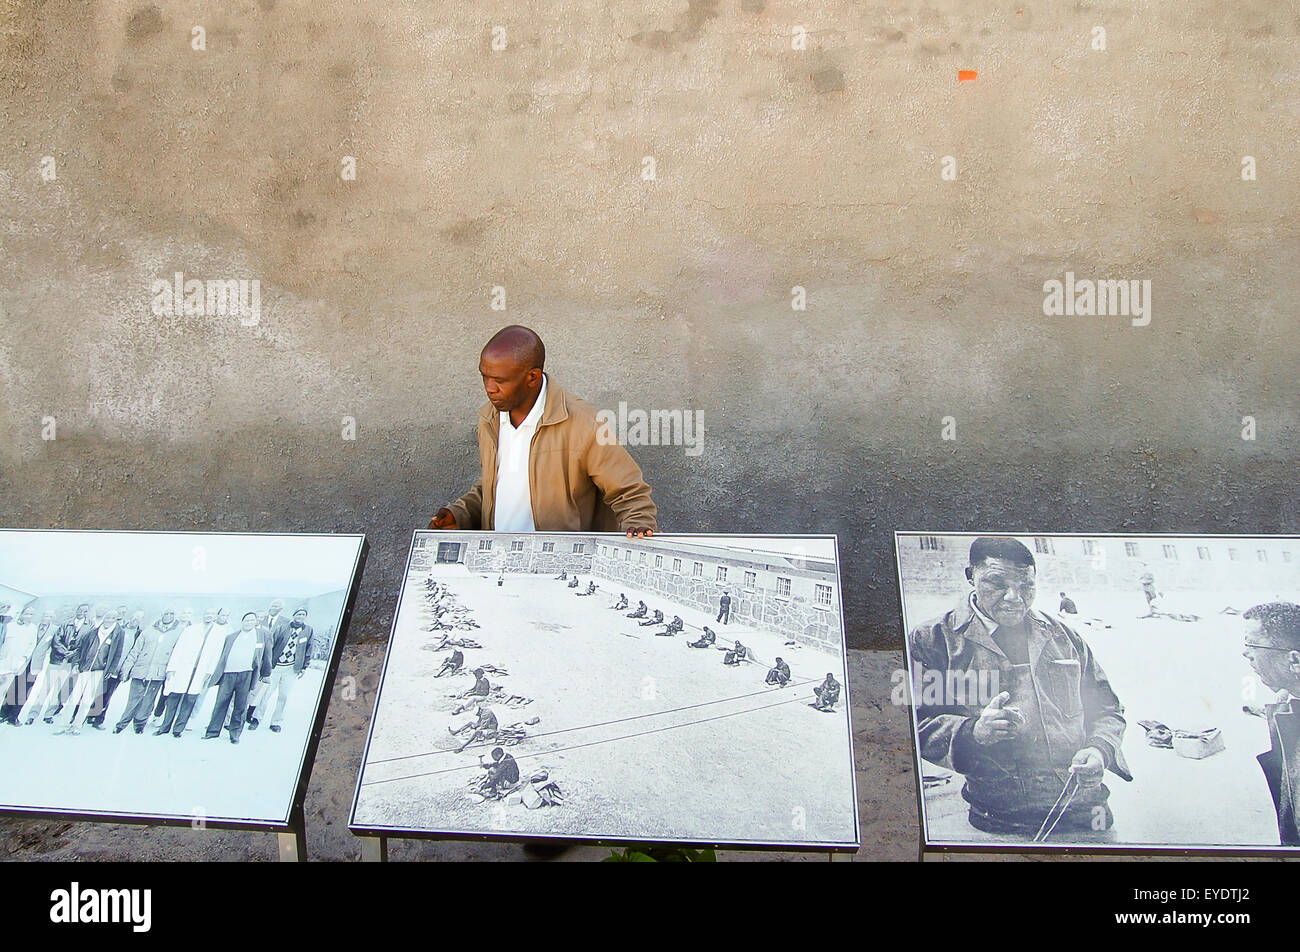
[{"x1": 964, "y1": 566, "x2": 973, "y2": 582}]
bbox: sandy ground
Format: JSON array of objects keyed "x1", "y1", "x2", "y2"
[
  {"x1": 353, "y1": 571, "x2": 854, "y2": 846},
  {"x1": 903, "y1": 587, "x2": 1295, "y2": 851}
]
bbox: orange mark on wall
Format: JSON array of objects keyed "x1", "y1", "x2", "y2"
[{"x1": 958, "y1": 69, "x2": 978, "y2": 81}]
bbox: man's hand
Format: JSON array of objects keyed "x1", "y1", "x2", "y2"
[
  {"x1": 625, "y1": 526, "x2": 655, "y2": 539},
  {"x1": 1068, "y1": 747, "x2": 1106, "y2": 788},
  {"x1": 971, "y1": 691, "x2": 1024, "y2": 745},
  {"x1": 428, "y1": 508, "x2": 457, "y2": 530}
]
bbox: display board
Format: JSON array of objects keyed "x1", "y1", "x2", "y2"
[
  {"x1": 0, "y1": 529, "x2": 366, "y2": 830},
  {"x1": 897, "y1": 531, "x2": 1300, "y2": 853},
  {"x1": 351, "y1": 531, "x2": 858, "y2": 850}
]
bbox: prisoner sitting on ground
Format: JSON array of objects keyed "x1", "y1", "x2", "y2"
[
  {"x1": 611, "y1": 594, "x2": 628, "y2": 611},
  {"x1": 427, "y1": 326, "x2": 657, "y2": 538},
  {"x1": 576, "y1": 581, "x2": 597, "y2": 597},
  {"x1": 908, "y1": 536, "x2": 1131, "y2": 837},
  {"x1": 765, "y1": 657, "x2": 791, "y2": 687},
  {"x1": 449, "y1": 702, "x2": 498, "y2": 754},
  {"x1": 638, "y1": 609, "x2": 664, "y2": 628},
  {"x1": 655, "y1": 615, "x2": 684, "y2": 637},
  {"x1": 479, "y1": 746, "x2": 521, "y2": 798},
  {"x1": 626, "y1": 600, "x2": 647, "y2": 618},
  {"x1": 434, "y1": 649, "x2": 464, "y2": 678},
  {"x1": 568, "y1": 576, "x2": 580, "y2": 589},
  {"x1": 812, "y1": 673, "x2": 840, "y2": 711},
  {"x1": 687, "y1": 626, "x2": 716, "y2": 649},
  {"x1": 451, "y1": 668, "x2": 492, "y2": 715},
  {"x1": 723, "y1": 641, "x2": 747, "y2": 666}
]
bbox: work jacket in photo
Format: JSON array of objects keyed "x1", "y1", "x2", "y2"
[
  {"x1": 50, "y1": 618, "x2": 90, "y2": 665},
  {"x1": 909, "y1": 597, "x2": 1132, "y2": 819},
  {"x1": 448, "y1": 377, "x2": 657, "y2": 533},
  {"x1": 74, "y1": 623, "x2": 128, "y2": 674},
  {"x1": 121, "y1": 619, "x2": 184, "y2": 682}
]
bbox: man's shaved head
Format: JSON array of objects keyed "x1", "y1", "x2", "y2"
[
  {"x1": 479, "y1": 326, "x2": 546, "y2": 420},
  {"x1": 482, "y1": 325, "x2": 545, "y2": 372}
]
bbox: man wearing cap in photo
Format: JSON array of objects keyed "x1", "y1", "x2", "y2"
[
  {"x1": 204, "y1": 611, "x2": 271, "y2": 744},
  {"x1": 908, "y1": 536, "x2": 1131, "y2": 838},
  {"x1": 1240, "y1": 601, "x2": 1300, "y2": 846},
  {"x1": 251, "y1": 607, "x2": 312, "y2": 733}
]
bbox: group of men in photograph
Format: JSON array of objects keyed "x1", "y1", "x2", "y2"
[{"x1": 0, "y1": 598, "x2": 317, "y2": 744}]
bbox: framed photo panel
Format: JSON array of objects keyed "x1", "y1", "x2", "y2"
[
  {"x1": 897, "y1": 531, "x2": 1300, "y2": 854},
  {"x1": 351, "y1": 532, "x2": 858, "y2": 851},
  {"x1": 0, "y1": 529, "x2": 367, "y2": 830}
]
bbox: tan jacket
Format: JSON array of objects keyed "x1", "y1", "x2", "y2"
[{"x1": 447, "y1": 377, "x2": 658, "y2": 532}]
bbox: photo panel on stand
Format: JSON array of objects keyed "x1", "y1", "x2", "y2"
[
  {"x1": 0, "y1": 529, "x2": 366, "y2": 829},
  {"x1": 351, "y1": 531, "x2": 858, "y2": 850},
  {"x1": 896, "y1": 531, "x2": 1300, "y2": 854}
]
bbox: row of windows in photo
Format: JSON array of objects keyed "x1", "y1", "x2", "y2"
[
  {"x1": 476, "y1": 539, "x2": 586, "y2": 554},
  {"x1": 915, "y1": 536, "x2": 1294, "y2": 564},
  {"x1": 469, "y1": 537, "x2": 836, "y2": 607},
  {"x1": 596, "y1": 545, "x2": 834, "y2": 607}
]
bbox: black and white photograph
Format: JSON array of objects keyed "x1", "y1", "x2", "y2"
[
  {"x1": 351, "y1": 531, "x2": 857, "y2": 850},
  {"x1": 0, "y1": 529, "x2": 365, "y2": 828},
  {"x1": 897, "y1": 531, "x2": 1300, "y2": 853}
]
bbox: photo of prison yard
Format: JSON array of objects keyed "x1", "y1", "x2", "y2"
[
  {"x1": 352, "y1": 532, "x2": 857, "y2": 849},
  {"x1": 898, "y1": 532, "x2": 1300, "y2": 852}
]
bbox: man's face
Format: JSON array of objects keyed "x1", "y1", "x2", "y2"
[
  {"x1": 216, "y1": 609, "x2": 229, "y2": 624},
  {"x1": 181, "y1": 609, "x2": 193, "y2": 623},
  {"x1": 19, "y1": 607, "x2": 33, "y2": 624},
  {"x1": 478, "y1": 349, "x2": 539, "y2": 414},
  {"x1": 102, "y1": 611, "x2": 118, "y2": 628},
  {"x1": 971, "y1": 557, "x2": 1036, "y2": 628},
  {"x1": 162, "y1": 611, "x2": 175, "y2": 625},
  {"x1": 41, "y1": 611, "x2": 55, "y2": 624},
  {"x1": 203, "y1": 610, "x2": 215, "y2": 623},
  {"x1": 269, "y1": 600, "x2": 283, "y2": 615},
  {"x1": 76, "y1": 605, "x2": 89, "y2": 619},
  {"x1": 241, "y1": 615, "x2": 256, "y2": 632},
  {"x1": 1242, "y1": 619, "x2": 1300, "y2": 694}
]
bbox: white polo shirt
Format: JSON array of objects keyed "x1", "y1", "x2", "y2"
[{"x1": 494, "y1": 375, "x2": 547, "y2": 532}]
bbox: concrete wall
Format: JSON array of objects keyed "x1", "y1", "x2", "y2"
[{"x1": 1, "y1": 1, "x2": 1297, "y2": 648}]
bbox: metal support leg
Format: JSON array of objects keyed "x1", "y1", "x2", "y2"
[
  {"x1": 278, "y1": 805, "x2": 308, "y2": 862},
  {"x1": 360, "y1": 836, "x2": 388, "y2": 862}
]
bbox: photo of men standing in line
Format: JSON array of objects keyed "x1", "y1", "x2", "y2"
[
  {"x1": 898, "y1": 532, "x2": 1300, "y2": 852},
  {"x1": 0, "y1": 530, "x2": 362, "y2": 826}
]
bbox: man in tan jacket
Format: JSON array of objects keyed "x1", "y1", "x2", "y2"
[{"x1": 429, "y1": 326, "x2": 657, "y2": 536}]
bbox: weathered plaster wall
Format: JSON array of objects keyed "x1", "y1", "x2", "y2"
[{"x1": 1, "y1": 0, "x2": 1297, "y2": 648}]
